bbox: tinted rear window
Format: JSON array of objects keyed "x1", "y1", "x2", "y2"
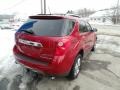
[{"x1": 18, "y1": 19, "x2": 75, "y2": 36}]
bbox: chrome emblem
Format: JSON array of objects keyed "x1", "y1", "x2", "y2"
[{"x1": 18, "y1": 39, "x2": 43, "y2": 47}]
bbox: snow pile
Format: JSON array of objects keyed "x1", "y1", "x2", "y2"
[
  {"x1": 0, "y1": 30, "x2": 38, "y2": 90},
  {"x1": 0, "y1": 30, "x2": 15, "y2": 58},
  {"x1": 0, "y1": 30, "x2": 23, "y2": 90},
  {"x1": 89, "y1": 10, "x2": 113, "y2": 18}
]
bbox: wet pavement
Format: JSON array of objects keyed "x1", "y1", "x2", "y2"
[{"x1": 0, "y1": 27, "x2": 120, "y2": 90}]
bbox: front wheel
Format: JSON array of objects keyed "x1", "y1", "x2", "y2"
[
  {"x1": 91, "y1": 36, "x2": 97, "y2": 52},
  {"x1": 67, "y1": 54, "x2": 82, "y2": 80}
]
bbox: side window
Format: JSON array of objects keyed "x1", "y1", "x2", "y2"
[
  {"x1": 66, "y1": 20, "x2": 75, "y2": 35},
  {"x1": 85, "y1": 22, "x2": 92, "y2": 31},
  {"x1": 79, "y1": 21, "x2": 88, "y2": 32}
]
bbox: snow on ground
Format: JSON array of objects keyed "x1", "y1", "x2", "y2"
[
  {"x1": 0, "y1": 30, "x2": 15, "y2": 58},
  {"x1": 0, "y1": 30, "x2": 17, "y2": 78},
  {"x1": 0, "y1": 30, "x2": 34, "y2": 90},
  {"x1": 0, "y1": 26, "x2": 120, "y2": 90}
]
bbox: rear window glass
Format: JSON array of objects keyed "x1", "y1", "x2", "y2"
[{"x1": 18, "y1": 19, "x2": 75, "y2": 36}]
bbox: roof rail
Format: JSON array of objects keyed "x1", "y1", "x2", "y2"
[
  {"x1": 37, "y1": 14, "x2": 52, "y2": 15},
  {"x1": 52, "y1": 13, "x2": 66, "y2": 15},
  {"x1": 37, "y1": 13, "x2": 66, "y2": 15},
  {"x1": 36, "y1": 13, "x2": 81, "y2": 18},
  {"x1": 65, "y1": 14, "x2": 81, "y2": 18}
]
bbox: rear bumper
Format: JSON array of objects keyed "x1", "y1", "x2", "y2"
[{"x1": 13, "y1": 46, "x2": 70, "y2": 76}]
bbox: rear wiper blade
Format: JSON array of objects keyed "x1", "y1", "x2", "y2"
[{"x1": 21, "y1": 30, "x2": 34, "y2": 34}]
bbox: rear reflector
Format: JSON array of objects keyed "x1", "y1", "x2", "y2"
[{"x1": 58, "y1": 42, "x2": 64, "y2": 47}]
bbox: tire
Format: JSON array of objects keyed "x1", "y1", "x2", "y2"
[
  {"x1": 91, "y1": 36, "x2": 97, "y2": 52},
  {"x1": 91, "y1": 45, "x2": 95, "y2": 51},
  {"x1": 67, "y1": 54, "x2": 82, "y2": 80}
]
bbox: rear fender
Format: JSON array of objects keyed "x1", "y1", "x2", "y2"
[{"x1": 64, "y1": 41, "x2": 84, "y2": 73}]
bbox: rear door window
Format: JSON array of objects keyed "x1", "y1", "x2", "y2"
[
  {"x1": 79, "y1": 21, "x2": 88, "y2": 32},
  {"x1": 85, "y1": 22, "x2": 92, "y2": 31},
  {"x1": 63, "y1": 20, "x2": 75, "y2": 35}
]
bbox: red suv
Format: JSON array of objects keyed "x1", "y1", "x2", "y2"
[{"x1": 13, "y1": 14, "x2": 97, "y2": 79}]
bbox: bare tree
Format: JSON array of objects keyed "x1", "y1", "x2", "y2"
[
  {"x1": 66, "y1": 10, "x2": 74, "y2": 14},
  {"x1": 106, "y1": 7, "x2": 120, "y2": 24},
  {"x1": 66, "y1": 9, "x2": 95, "y2": 17},
  {"x1": 77, "y1": 8, "x2": 95, "y2": 17}
]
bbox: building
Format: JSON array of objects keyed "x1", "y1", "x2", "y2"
[
  {"x1": 0, "y1": 14, "x2": 14, "y2": 22},
  {"x1": 88, "y1": 10, "x2": 114, "y2": 25}
]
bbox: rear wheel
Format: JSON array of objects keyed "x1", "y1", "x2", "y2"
[
  {"x1": 67, "y1": 54, "x2": 82, "y2": 80},
  {"x1": 91, "y1": 45, "x2": 95, "y2": 51}
]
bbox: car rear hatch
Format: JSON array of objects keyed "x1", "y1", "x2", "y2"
[{"x1": 15, "y1": 15, "x2": 69, "y2": 63}]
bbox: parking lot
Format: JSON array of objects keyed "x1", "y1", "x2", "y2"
[{"x1": 0, "y1": 25, "x2": 120, "y2": 90}]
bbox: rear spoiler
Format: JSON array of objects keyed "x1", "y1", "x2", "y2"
[{"x1": 29, "y1": 15, "x2": 65, "y2": 19}]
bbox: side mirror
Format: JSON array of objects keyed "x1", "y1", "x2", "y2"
[{"x1": 90, "y1": 28, "x2": 97, "y2": 32}]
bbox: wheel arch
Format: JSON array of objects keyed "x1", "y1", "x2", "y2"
[{"x1": 78, "y1": 49, "x2": 84, "y2": 58}]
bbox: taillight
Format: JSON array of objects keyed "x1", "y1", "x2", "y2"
[
  {"x1": 13, "y1": 45, "x2": 20, "y2": 54},
  {"x1": 15, "y1": 32, "x2": 22, "y2": 43},
  {"x1": 55, "y1": 39, "x2": 71, "y2": 56},
  {"x1": 15, "y1": 32, "x2": 19, "y2": 42}
]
